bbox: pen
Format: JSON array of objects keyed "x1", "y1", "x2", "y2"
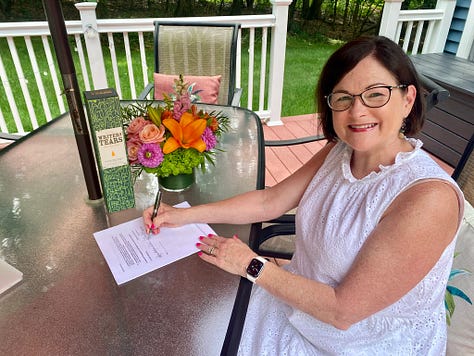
[{"x1": 149, "y1": 189, "x2": 162, "y2": 237}]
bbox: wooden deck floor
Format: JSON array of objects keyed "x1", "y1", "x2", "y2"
[{"x1": 263, "y1": 114, "x2": 454, "y2": 186}]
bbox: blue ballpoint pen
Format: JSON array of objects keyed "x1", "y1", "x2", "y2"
[{"x1": 149, "y1": 189, "x2": 162, "y2": 237}]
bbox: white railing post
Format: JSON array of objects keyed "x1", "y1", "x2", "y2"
[
  {"x1": 266, "y1": 0, "x2": 292, "y2": 126},
  {"x1": 379, "y1": 0, "x2": 403, "y2": 40},
  {"x1": 75, "y1": 2, "x2": 108, "y2": 89},
  {"x1": 427, "y1": 0, "x2": 456, "y2": 53}
]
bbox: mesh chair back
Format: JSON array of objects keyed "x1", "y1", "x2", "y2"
[
  {"x1": 452, "y1": 134, "x2": 474, "y2": 205},
  {"x1": 154, "y1": 22, "x2": 239, "y2": 106}
]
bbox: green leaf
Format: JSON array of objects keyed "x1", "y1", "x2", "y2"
[
  {"x1": 147, "y1": 105, "x2": 162, "y2": 127},
  {"x1": 445, "y1": 290, "x2": 455, "y2": 316}
]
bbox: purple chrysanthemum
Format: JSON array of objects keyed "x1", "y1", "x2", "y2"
[
  {"x1": 202, "y1": 127, "x2": 217, "y2": 150},
  {"x1": 137, "y1": 143, "x2": 164, "y2": 168}
]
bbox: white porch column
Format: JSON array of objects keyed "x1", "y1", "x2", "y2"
[
  {"x1": 266, "y1": 0, "x2": 292, "y2": 126},
  {"x1": 379, "y1": 0, "x2": 403, "y2": 40},
  {"x1": 457, "y1": 2, "x2": 474, "y2": 59},
  {"x1": 75, "y1": 2, "x2": 108, "y2": 89}
]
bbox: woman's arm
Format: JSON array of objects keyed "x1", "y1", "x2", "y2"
[
  {"x1": 198, "y1": 179, "x2": 461, "y2": 330},
  {"x1": 144, "y1": 142, "x2": 335, "y2": 232}
]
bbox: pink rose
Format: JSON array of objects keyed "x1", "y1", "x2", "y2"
[
  {"x1": 139, "y1": 123, "x2": 166, "y2": 143},
  {"x1": 127, "y1": 116, "x2": 148, "y2": 137},
  {"x1": 127, "y1": 137, "x2": 142, "y2": 163}
]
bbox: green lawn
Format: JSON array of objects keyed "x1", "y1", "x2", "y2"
[
  {"x1": 0, "y1": 33, "x2": 341, "y2": 133},
  {"x1": 281, "y1": 35, "x2": 341, "y2": 116}
]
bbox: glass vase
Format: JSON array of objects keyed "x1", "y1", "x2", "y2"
[{"x1": 158, "y1": 170, "x2": 195, "y2": 192}]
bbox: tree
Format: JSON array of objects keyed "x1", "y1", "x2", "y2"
[
  {"x1": 307, "y1": 0, "x2": 323, "y2": 20},
  {"x1": 230, "y1": 0, "x2": 244, "y2": 15},
  {"x1": 174, "y1": 0, "x2": 195, "y2": 16}
]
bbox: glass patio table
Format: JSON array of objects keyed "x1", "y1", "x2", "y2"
[{"x1": 0, "y1": 102, "x2": 264, "y2": 355}]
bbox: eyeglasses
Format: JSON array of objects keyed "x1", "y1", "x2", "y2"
[{"x1": 326, "y1": 85, "x2": 408, "y2": 112}]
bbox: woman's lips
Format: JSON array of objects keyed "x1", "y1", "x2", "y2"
[{"x1": 349, "y1": 123, "x2": 377, "y2": 131}]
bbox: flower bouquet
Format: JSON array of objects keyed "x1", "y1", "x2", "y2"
[{"x1": 122, "y1": 75, "x2": 230, "y2": 190}]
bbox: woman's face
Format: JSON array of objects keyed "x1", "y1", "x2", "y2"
[{"x1": 331, "y1": 56, "x2": 416, "y2": 154}]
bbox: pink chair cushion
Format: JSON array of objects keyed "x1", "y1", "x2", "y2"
[{"x1": 153, "y1": 73, "x2": 222, "y2": 104}]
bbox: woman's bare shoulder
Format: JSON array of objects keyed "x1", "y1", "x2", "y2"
[{"x1": 383, "y1": 179, "x2": 461, "y2": 241}]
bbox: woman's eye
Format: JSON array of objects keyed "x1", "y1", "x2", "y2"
[
  {"x1": 336, "y1": 95, "x2": 352, "y2": 102},
  {"x1": 365, "y1": 88, "x2": 389, "y2": 99}
]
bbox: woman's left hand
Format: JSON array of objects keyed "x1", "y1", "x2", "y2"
[{"x1": 196, "y1": 234, "x2": 257, "y2": 277}]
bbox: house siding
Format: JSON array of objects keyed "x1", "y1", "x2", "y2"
[{"x1": 445, "y1": 0, "x2": 472, "y2": 54}]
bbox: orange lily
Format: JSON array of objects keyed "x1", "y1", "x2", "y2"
[{"x1": 162, "y1": 112, "x2": 207, "y2": 154}]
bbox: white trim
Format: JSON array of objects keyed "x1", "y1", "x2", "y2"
[{"x1": 457, "y1": 2, "x2": 474, "y2": 59}]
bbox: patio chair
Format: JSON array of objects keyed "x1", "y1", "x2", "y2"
[{"x1": 138, "y1": 21, "x2": 241, "y2": 106}]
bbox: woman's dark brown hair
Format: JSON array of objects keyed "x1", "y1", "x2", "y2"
[{"x1": 316, "y1": 36, "x2": 425, "y2": 141}]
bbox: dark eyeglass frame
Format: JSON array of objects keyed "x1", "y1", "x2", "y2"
[{"x1": 325, "y1": 84, "x2": 408, "y2": 112}]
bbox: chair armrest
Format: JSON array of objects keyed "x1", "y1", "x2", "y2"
[
  {"x1": 260, "y1": 223, "x2": 296, "y2": 244},
  {"x1": 418, "y1": 73, "x2": 450, "y2": 111},
  {"x1": 231, "y1": 88, "x2": 243, "y2": 106},
  {"x1": 265, "y1": 134, "x2": 326, "y2": 147},
  {"x1": 138, "y1": 83, "x2": 154, "y2": 100},
  {"x1": 266, "y1": 213, "x2": 295, "y2": 224},
  {"x1": 0, "y1": 133, "x2": 22, "y2": 141}
]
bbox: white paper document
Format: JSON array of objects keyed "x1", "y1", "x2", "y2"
[
  {"x1": 0, "y1": 259, "x2": 23, "y2": 295},
  {"x1": 93, "y1": 202, "x2": 215, "y2": 285}
]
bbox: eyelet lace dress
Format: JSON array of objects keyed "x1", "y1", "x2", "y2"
[{"x1": 238, "y1": 139, "x2": 464, "y2": 356}]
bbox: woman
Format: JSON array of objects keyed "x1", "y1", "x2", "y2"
[{"x1": 144, "y1": 36, "x2": 464, "y2": 354}]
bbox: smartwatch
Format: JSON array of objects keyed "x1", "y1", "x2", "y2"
[{"x1": 246, "y1": 256, "x2": 267, "y2": 283}]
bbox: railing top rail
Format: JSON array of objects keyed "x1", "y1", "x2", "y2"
[
  {"x1": 398, "y1": 9, "x2": 445, "y2": 21},
  {"x1": 0, "y1": 14, "x2": 275, "y2": 37},
  {"x1": 0, "y1": 21, "x2": 82, "y2": 36}
]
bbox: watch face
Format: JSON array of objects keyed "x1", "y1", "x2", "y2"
[{"x1": 246, "y1": 258, "x2": 264, "y2": 277}]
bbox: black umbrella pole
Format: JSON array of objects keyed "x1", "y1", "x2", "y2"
[
  {"x1": 64, "y1": 74, "x2": 102, "y2": 201},
  {"x1": 43, "y1": 0, "x2": 102, "y2": 201}
]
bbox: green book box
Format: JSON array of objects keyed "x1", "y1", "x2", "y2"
[{"x1": 84, "y1": 88, "x2": 135, "y2": 213}]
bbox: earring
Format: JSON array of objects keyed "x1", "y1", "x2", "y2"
[{"x1": 399, "y1": 119, "x2": 407, "y2": 139}]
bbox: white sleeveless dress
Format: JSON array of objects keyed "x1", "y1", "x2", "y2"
[{"x1": 238, "y1": 139, "x2": 464, "y2": 355}]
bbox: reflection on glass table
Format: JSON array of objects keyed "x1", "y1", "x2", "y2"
[{"x1": 0, "y1": 103, "x2": 264, "y2": 355}]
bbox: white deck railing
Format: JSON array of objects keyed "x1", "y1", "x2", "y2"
[
  {"x1": 379, "y1": 0, "x2": 456, "y2": 54},
  {"x1": 0, "y1": 0, "x2": 290, "y2": 137}
]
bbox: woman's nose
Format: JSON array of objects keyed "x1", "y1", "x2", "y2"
[{"x1": 349, "y1": 95, "x2": 367, "y2": 113}]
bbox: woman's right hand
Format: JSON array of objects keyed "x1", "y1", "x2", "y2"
[{"x1": 143, "y1": 203, "x2": 187, "y2": 235}]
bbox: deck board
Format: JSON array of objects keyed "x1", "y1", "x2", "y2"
[{"x1": 263, "y1": 115, "x2": 326, "y2": 186}]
